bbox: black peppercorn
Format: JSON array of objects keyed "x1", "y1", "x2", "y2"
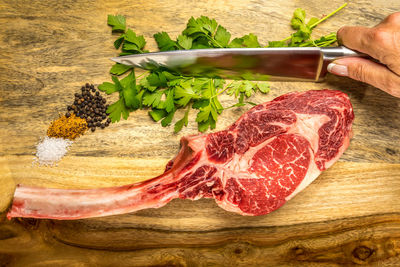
[{"x1": 91, "y1": 127, "x2": 95, "y2": 132}]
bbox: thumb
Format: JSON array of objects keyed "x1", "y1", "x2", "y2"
[{"x1": 327, "y1": 57, "x2": 400, "y2": 98}]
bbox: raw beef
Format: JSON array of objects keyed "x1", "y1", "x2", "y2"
[{"x1": 7, "y1": 89, "x2": 354, "y2": 220}]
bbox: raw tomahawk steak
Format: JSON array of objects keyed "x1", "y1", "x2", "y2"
[{"x1": 8, "y1": 89, "x2": 354, "y2": 220}]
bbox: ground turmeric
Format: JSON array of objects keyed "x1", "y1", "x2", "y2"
[{"x1": 47, "y1": 113, "x2": 87, "y2": 140}]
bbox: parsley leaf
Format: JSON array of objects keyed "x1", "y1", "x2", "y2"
[
  {"x1": 119, "y1": 70, "x2": 140, "y2": 109},
  {"x1": 229, "y1": 33, "x2": 261, "y2": 48},
  {"x1": 164, "y1": 88, "x2": 175, "y2": 113},
  {"x1": 110, "y1": 63, "x2": 132, "y2": 75},
  {"x1": 184, "y1": 16, "x2": 218, "y2": 36},
  {"x1": 146, "y1": 72, "x2": 167, "y2": 87},
  {"x1": 307, "y1": 17, "x2": 320, "y2": 28},
  {"x1": 107, "y1": 15, "x2": 126, "y2": 32},
  {"x1": 174, "y1": 107, "x2": 190, "y2": 133},
  {"x1": 291, "y1": 8, "x2": 306, "y2": 30},
  {"x1": 154, "y1": 32, "x2": 178, "y2": 51},
  {"x1": 161, "y1": 108, "x2": 176, "y2": 127},
  {"x1": 121, "y1": 29, "x2": 146, "y2": 54},
  {"x1": 175, "y1": 83, "x2": 201, "y2": 107},
  {"x1": 149, "y1": 109, "x2": 167, "y2": 122},
  {"x1": 140, "y1": 77, "x2": 157, "y2": 92},
  {"x1": 107, "y1": 97, "x2": 130, "y2": 122},
  {"x1": 114, "y1": 34, "x2": 125, "y2": 49},
  {"x1": 196, "y1": 104, "x2": 212, "y2": 123},
  {"x1": 98, "y1": 82, "x2": 118, "y2": 94},
  {"x1": 257, "y1": 82, "x2": 270, "y2": 94},
  {"x1": 193, "y1": 79, "x2": 223, "y2": 132},
  {"x1": 226, "y1": 81, "x2": 256, "y2": 97},
  {"x1": 183, "y1": 16, "x2": 225, "y2": 48},
  {"x1": 177, "y1": 35, "x2": 193, "y2": 49},
  {"x1": 198, "y1": 116, "x2": 216, "y2": 132},
  {"x1": 214, "y1": 25, "x2": 231, "y2": 47},
  {"x1": 143, "y1": 90, "x2": 164, "y2": 108}
]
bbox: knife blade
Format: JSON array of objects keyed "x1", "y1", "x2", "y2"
[{"x1": 111, "y1": 46, "x2": 367, "y2": 81}]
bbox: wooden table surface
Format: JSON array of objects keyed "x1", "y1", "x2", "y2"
[{"x1": 1, "y1": 0, "x2": 400, "y2": 266}]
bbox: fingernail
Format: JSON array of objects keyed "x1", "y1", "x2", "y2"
[{"x1": 327, "y1": 63, "x2": 348, "y2": 76}]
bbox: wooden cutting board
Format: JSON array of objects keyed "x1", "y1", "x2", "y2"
[{"x1": 1, "y1": 0, "x2": 400, "y2": 265}]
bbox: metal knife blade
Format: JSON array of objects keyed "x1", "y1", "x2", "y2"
[{"x1": 111, "y1": 46, "x2": 366, "y2": 81}]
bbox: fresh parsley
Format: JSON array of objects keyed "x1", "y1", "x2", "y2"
[
  {"x1": 101, "y1": 5, "x2": 347, "y2": 132},
  {"x1": 266, "y1": 3, "x2": 348, "y2": 47},
  {"x1": 107, "y1": 15, "x2": 126, "y2": 32}
]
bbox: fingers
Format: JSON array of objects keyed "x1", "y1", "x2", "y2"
[
  {"x1": 337, "y1": 26, "x2": 391, "y2": 64},
  {"x1": 337, "y1": 26, "x2": 373, "y2": 54},
  {"x1": 327, "y1": 57, "x2": 400, "y2": 98},
  {"x1": 337, "y1": 13, "x2": 400, "y2": 76}
]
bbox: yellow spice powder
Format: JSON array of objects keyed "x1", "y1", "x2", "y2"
[{"x1": 47, "y1": 113, "x2": 88, "y2": 140}]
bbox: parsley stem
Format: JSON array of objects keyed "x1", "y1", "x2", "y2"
[
  {"x1": 215, "y1": 80, "x2": 234, "y2": 96},
  {"x1": 206, "y1": 34, "x2": 223, "y2": 48},
  {"x1": 278, "y1": 3, "x2": 347, "y2": 44},
  {"x1": 136, "y1": 70, "x2": 150, "y2": 79},
  {"x1": 309, "y1": 3, "x2": 348, "y2": 29},
  {"x1": 279, "y1": 36, "x2": 292, "y2": 42}
]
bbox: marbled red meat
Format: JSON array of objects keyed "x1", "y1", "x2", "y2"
[{"x1": 7, "y1": 89, "x2": 354, "y2": 220}]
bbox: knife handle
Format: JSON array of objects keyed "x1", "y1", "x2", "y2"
[{"x1": 321, "y1": 46, "x2": 370, "y2": 61}]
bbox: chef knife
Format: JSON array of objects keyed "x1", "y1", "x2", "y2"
[{"x1": 111, "y1": 46, "x2": 367, "y2": 81}]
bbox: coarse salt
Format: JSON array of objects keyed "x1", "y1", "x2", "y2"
[{"x1": 34, "y1": 136, "x2": 73, "y2": 166}]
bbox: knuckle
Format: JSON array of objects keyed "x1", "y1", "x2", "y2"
[
  {"x1": 385, "y1": 12, "x2": 400, "y2": 25},
  {"x1": 368, "y1": 29, "x2": 392, "y2": 47},
  {"x1": 367, "y1": 29, "x2": 400, "y2": 65}
]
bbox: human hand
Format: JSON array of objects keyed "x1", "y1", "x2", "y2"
[{"x1": 327, "y1": 13, "x2": 400, "y2": 98}]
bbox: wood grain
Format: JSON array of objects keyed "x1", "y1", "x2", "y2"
[{"x1": 1, "y1": 0, "x2": 400, "y2": 266}]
